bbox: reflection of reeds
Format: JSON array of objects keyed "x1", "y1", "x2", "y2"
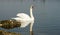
[
  {"x1": 0, "y1": 20, "x2": 21, "y2": 29},
  {"x1": 0, "y1": 30, "x2": 21, "y2": 35}
]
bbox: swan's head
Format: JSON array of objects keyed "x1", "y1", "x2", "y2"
[{"x1": 30, "y1": 5, "x2": 34, "y2": 9}]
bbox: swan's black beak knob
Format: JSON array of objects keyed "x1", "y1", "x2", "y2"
[
  {"x1": 32, "y1": 5, "x2": 34, "y2": 9},
  {"x1": 32, "y1": 6, "x2": 34, "y2": 8}
]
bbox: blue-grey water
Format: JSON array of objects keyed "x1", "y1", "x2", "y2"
[{"x1": 0, "y1": 0, "x2": 60, "y2": 35}]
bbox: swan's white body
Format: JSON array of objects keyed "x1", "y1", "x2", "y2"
[
  {"x1": 12, "y1": 13, "x2": 32, "y2": 27},
  {"x1": 12, "y1": 5, "x2": 34, "y2": 31}
]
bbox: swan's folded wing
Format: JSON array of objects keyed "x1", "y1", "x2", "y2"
[{"x1": 16, "y1": 13, "x2": 31, "y2": 19}]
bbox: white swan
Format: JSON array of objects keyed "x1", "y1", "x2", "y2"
[{"x1": 12, "y1": 5, "x2": 34, "y2": 32}]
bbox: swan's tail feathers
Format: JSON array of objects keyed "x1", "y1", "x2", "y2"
[
  {"x1": 11, "y1": 18, "x2": 15, "y2": 20},
  {"x1": 11, "y1": 18, "x2": 20, "y2": 20},
  {"x1": 11, "y1": 18, "x2": 17, "y2": 19}
]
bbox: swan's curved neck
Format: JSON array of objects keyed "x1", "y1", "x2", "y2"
[
  {"x1": 30, "y1": 7, "x2": 34, "y2": 18},
  {"x1": 30, "y1": 6, "x2": 34, "y2": 32}
]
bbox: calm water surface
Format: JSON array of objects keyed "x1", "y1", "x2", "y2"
[{"x1": 0, "y1": 0, "x2": 60, "y2": 35}]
